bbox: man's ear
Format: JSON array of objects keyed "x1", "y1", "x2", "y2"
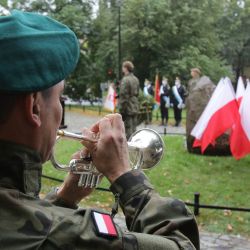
[{"x1": 24, "y1": 93, "x2": 42, "y2": 127}]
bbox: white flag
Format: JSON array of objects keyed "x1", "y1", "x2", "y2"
[
  {"x1": 231, "y1": 83, "x2": 250, "y2": 159},
  {"x1": 236, "y1": 76, "x2": 245, "y2": 105},
  {"x1": 103, "y1": 85, "x2": 116, "y2": 112}
]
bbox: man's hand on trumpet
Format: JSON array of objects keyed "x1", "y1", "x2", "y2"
[
  {"x1": 56, "y1": 149, "x2": 95, "y2": 207},
  {"x1": 82, "y1": 113, "x2": 131, "y2": 183},
  {"x1": 56, "y1": 113, "x2": 131, "y2": 207}
]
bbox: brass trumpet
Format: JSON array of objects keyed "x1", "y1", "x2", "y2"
[{"x1": 50, "y1": 128, "x2": 164, "y2": 188}]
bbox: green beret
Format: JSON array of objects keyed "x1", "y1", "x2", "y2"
[{"x1": 0, "y1": 10, "x2": 80, "y2": 92}]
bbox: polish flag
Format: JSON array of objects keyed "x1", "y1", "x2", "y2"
[
  {"x1": 230, "y1": 83, "x2": 250, "y2": 159},
  {"x1": 236, "y1": 76, "x2": 245, "y2": 106},
  {"x1": 92, "y1": 212, "x2": 118, "y2": 237},
  {"x1": 191, "y1": 78, "x2": 238, "y2": 153}
]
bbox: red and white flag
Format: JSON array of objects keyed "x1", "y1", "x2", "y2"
[
  {"x1": 230, "y1": 83, "x2": 250, "y2": 159},
  {"x1": 236, "y1": 76, "x2": 245, "y2": 106},
  {"x1": 191, "y1": 77, "x2": 238, "y2": 153},
  {"x1": 103, "y1": 84, "x2": 116, "y2": 112},
  {"x1": 92, "y1": 211, "x2": 118, "y2": 237}
]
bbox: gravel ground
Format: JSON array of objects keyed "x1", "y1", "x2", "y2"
[{"x1": 65, "y1": 111, "x2": 250, "y2": 250}]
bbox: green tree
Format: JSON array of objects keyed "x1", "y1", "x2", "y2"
[
  {"x1": 88, "y1": 0, "x2": 119, "y2": 86},
  {"x1": 218, "y1": 0, "x2": 250, "y2": 80},
  {"x1": 2, "y1": 0, "x2": 249, "y2": 98},
  {"x1": 121, "y1": 0, "x2": 231, "y2": 84},
  {"x1": 0, "y1": 0, "x2": 94, "y2": 99}
]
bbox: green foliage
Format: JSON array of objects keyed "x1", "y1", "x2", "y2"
[
  {"x1": 0, "y1": 0, "x2": 8, "y2": 15},
  {"x1": 217, "y1": 0, "x2": 250, "y2": 79},
  {"x1": 88, "y1": 1, "x2": 119, "y2": 85},
  {"x1": 91, "y1": 0, "x2": 233, "y2": 85},
  {"x1": 1, "y1": 0, "x2": 250, "y2": 95},
  {"x1": 0, "y1": 0, "x2": 95, "y2": 99},
  {"x1": 138, "y1": 90, "x2": 155, "y2": 107}
]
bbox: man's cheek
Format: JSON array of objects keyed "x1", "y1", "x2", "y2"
[
  {"x1": 59, "y1": 106, "x2": 63, "y2": 125},
  {"x1": 55, "y1": 102, "x2": 63, "y2": 127}
]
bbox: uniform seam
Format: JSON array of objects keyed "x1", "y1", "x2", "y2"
[{"x1": 129, "y1": 189, "x2": 151, "y2": 231}]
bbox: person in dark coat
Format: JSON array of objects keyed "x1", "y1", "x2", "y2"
[
  {"x1": 143, "y1": 79, "x2": 154, "y2": 97},
  {"x1": 171, "y1": 77, "x2": 186, "y2": 126},
  {"x1": 159, "y1": 77, "x2": 170, "y2": 126}
]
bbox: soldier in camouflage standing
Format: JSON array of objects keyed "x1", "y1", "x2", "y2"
[
  {"x1": 0, "y1": 11, "x2": 200, "y2": 249},
  {"x1": 119, "y1": 61, "x2": 140, "y2": 139}
]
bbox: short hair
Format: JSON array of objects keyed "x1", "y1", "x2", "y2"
[
  {"x1": 123, "y1": 61, "x2": 134, "y2": 72},
  {"x1": 0, "y1": 92, "x2": 21, "y2": 124},
  {"x1": 0, "y1": 88, "x2": 52, "y2": 124},
  {"x1": 191, "y1": 68, "x2": 201, "y2": 75}
]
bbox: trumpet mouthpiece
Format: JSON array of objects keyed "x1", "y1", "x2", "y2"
[{"x1": 57, "y1": 130, "x2": 98, "y2": 143}]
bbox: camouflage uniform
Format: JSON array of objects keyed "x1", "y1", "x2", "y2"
[
  {"x1": 119, "y1": 73, "x2": 140, "y2": 140},
  {"x1": 0, "y1": 140, "x2": 200, "y2": 249}
]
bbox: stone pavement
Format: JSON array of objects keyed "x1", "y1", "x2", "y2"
[
  {"x1": 200, "y1": 232, "x2": 250, "y2": 250},
  {"x1": 65, "y1": 111, "x2": 250, "y2": 250}
]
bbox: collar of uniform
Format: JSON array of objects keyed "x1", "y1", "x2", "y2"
[
  {"x1": 124, "y1": 72, "x2": 133, "y2": 77},
  {"x1": 0, "y1": 140, "x2": 42, "y2": 197}
]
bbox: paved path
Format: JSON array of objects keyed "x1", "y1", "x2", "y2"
[
  {"x1": 65, "y1": 110, "x2": 185, "y2": 135},
  {"x1": 114, "y1": 215, "x2": 250, "y2": 250},
  {"x1": 65, "y1": 111, "x2": 250, "y2": 250}
]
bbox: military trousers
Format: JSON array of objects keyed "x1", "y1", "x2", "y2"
[
  {"x1": 173, "y1": 105, "x2": 182, "y2": 125},
  {"x1": 121, "y1": 113, "x2": 137, "y2": 140},
  {"x1": 160, "y1": 104, "x2": 169, "y2": 124}
]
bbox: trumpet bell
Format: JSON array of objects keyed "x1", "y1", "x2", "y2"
[
  {"x1": 128, "y1": 128, "x2": 164, "y2": 170},
  {"x1": 50, "y1": 128, "x2": 165, "y2": 187}
]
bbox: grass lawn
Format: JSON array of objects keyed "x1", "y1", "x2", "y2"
[{"x1": 42, "y1": 135, "x2": 250, "y2": 237}]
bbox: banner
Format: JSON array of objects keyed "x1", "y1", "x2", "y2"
[
  {"x1": 154, "y1": 74, "x2": 160, "y2": 104},
  {"x1": 103, "y1": 84, "x2": 116, "y2": 112}
]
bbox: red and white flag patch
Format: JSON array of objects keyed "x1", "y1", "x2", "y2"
[{"x1": 92, "y1": 211, "x2": 118, "y2": 238}]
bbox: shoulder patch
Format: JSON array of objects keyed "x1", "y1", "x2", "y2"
[{"x1": 92, "y1": 211, "x2": 118, "y2": 238}]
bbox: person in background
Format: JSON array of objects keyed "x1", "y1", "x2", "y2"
[
  {"x1": 171, "y1": 76, "x2": 186, "y2": 127},
  {"x1": 143, "y1": 79, "x2": 154, "y2": 97},
  {"x1": 119, "y1": 61, "x2": 140, "y2": 139},
  {"x1": 143, "y1": 79, "x2": 154, "y2": 124},
  {"x1": 159, "y1": 77, "x2": 170, "y2": 126},
  {"x1": 143, "y1": 79, "x2": 149, "y2": 96},
  {"x1": 188, "y1": 68, "x2": 202, "y2": 92}
]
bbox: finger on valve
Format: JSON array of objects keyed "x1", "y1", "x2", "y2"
[
  {"x1": 89, "y1": 114, "x2": 120, "y2": 133},
  {"x1": 80, "y1": 128, "x2": 98, "y2": 151},
  {"x1": 71, "y1": 148, "x2": 89, "y2": 160}
]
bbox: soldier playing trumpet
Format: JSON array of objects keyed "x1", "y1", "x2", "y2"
[{"x1": 0, "y1": 11, "x2": 199, "y2": 249}]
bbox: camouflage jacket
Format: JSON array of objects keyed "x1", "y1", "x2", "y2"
[
  {"x1": 119, "y1": 73, "x2": 140, "y2": 115},
  {"x1": 0, "y1": 140, "x2": 200, "y2": 249}
]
